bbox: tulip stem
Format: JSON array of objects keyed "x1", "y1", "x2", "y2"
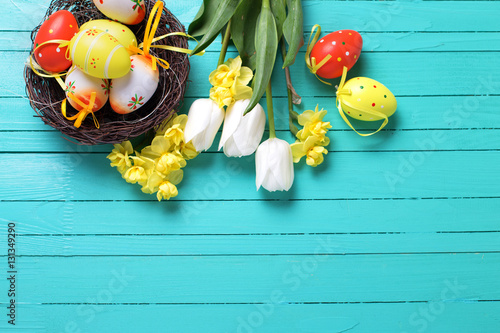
[
  {"x1": 280, "y1": 39, "x2": 300, "y2": 136},
  {"x1": 266, "y1": 81, "x2": 276, "y2": 139},
  {"x1": 218, "y1": 20, "x2": 232, "y2": 67}
]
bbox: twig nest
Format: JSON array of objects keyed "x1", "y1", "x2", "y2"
[{"x1": 25, "y1": 0, "x2": 190, "y2": 145}]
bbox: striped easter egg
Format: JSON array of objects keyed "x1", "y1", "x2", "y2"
[{"x1": 69, "y1": 28, "x2": 131, "y2": 79}]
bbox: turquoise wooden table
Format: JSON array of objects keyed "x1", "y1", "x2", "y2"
[{"x1": 1, "y1": 0, "x2": 500, "y2": 332}]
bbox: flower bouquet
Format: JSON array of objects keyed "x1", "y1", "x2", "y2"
[
  {"x1": 108, "y1": 0, "x2": 336, "y2": 200},
  {"x1": 108, "y1": 0, "x2": 398, "y2": 200}
]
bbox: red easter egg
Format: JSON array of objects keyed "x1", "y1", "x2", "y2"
[
  {"x1": 310, "y1": 30, "x2": 363, "y2": 79},
  {"x1": 34, "y1": 10, "x2": 79, "y2": 73}
]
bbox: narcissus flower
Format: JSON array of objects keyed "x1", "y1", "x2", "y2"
[
  {"x1": 219, "y1": 99, "x2": 266, "y2": 157},
  {"x1": 256, "y1": 138, "x2": 294, "y2": 192},
  {"x1": 162, "y1": 114, "x2": 188, "y2": 146},
  {"x1": 184, "y1": 99, "x2": 225, "y2": 152},
  {"x1": 291, "y1": 136, "x2": 330, "y2": 167},
  {"x1": 123, "y1": 156, "x2": 155, "y2": 185},
  {"x1": 296, "y1": 105, "x2": 332, "y2": 142},
  {"x1": 109, "y1": 112, "x2": 200, "y2": 201},
  {"x1": 209, "y1": 56, "x2": 253, "y2": 108},
  {"x1": 209, "y1": 56, "x2": 253, "y2": 88},
  {"x1": 107, "y1": 141, "x2": 133, "y2": 173},
  {"x1": 178, "y1": 141, "x2": 199, "y2": 160},
  {"x1": 143, "y1": 169, "x2": 183, "y2": 201},
  {"x1": 209, "y1": 86, "x2": 234, "y2": 108},
  {"x1": 142, "y1": 136, "x2": 186, "y2": 175}
]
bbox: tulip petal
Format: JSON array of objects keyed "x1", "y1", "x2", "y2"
[
  {"x1": 223, "y1": 136, "x2": 242, "y2": 157},
  {"x1": 219, "y1": 99, "x2": 247, "y2": 150},
  {"x1": 199, "y1": 103, "x2": 224, "y2": 151},
  {"x1": 184, "y1": 99, "x2": 214, "y2": 144},
  {"x1": 255, "y1": 140, "x2": 270, "y2": 189},
  {"x1": 267, "y1": 138, "x2": 294, "y2": 191},
  {"x1": 261, "y1": 171, "x2": 282, "y2": 192},
  {"x1": 230, "y1": 103, "x2": 265, "y2": 156}
]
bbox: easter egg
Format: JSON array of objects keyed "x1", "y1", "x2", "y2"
[
  {"x1": 65, "y1": 66, "x2": 109, "y2": 112},
  {"x1": 80, "y1": 20, "x2": 138, "y2": 54},
  {"x1": 69, "y1": 28, "x2": 131, "y2": 79},
  {"x1": 33, "y1": 10, "x2": 79, "y2": 73},
  {"x1": 109, "y1": 55, "x2": 159, "y2": 114},
  {"x1": 93, "y1": 0, "x2": 146, "y2": 25},
  {"x1": 338, "y1": 77, "x2": 397, "y2": 121},
  {"x1": 310, "y1": 30, "x2": 362, "y2": 79}
]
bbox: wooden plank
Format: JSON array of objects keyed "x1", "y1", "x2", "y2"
[
  {"x1": 12, "y1": 233, "x2": 500, "y2": 256},
  {"x1": 5, "y1": 50, "x2": 500, "y2": 98},
  {"x1": 0, "y1": 151, "x2": 498, "y2": 201},
  {"x1": 1, "y1": 129, "x2": 499, "y2": 153},
  {"x1": 2, "y1": 0, "x2": 500, "y2": 32},
  {"x1": 2, "y1": 198, "x2": 499, "y2": 234},
  {"x1": 2, "y1": 303, "x2": 499, "y2": 333},
  {"x1": 0, "y1": 254, "x2": 497, "y2": 303},
  {"x1": 4, "y1": 95, "x2": 500, "y2": 131},
  {"x1": 5, "y1": 31, "x2": 500, "y2": 52}
]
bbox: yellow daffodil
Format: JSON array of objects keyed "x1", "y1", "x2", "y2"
[
  {"x1": 164, "y1": 120, "x2": 187, "y2": 147},
  {"x1": 296, "y1": 105, "x2": 332, "y2": 142},
  {"x1": 107, "y1": 141, "x2": 133, "y2": 174},
  {"x1": 156, "y1": 114, "x2": 188, "y2": 146},
  {"x1": 230, "y1": 82, "x2": 252, "y2": 103},
  {"x1": 306, "y1": 146, "x2": 328, "y2": 167},
  {"x1": 179, "y1": 140, "x2": 199, "y2": 160},
  {"x1": 290, "y1": 136, "x2": 329, "y2": 167},
  {"x1": 157, "y1": 181, "x2": 179, "y2": 201},
  {"x1": 208, "y1": 56, "x2": 254, "y2": 108},
  {"x1": 141, "y1": 136, "x2": 186, "y2": 175},
  {"x1": 210, "y1": 86, "x2": 234, "y2": 108},
  {"x1": 209, "y1": 56, "x2": 253, "y2": 88},
  {"x1": 109, "y1": 116, "x2": 198, "y2": 201},
  {"x1": 143, "y1": 169, "x2": 183, "y2": 201},
  {"x1": 123, "y1": 155, "x2": 155, "y2": 184},
  {"x1": 156, "y1": 152, "x2": 186, "y2": 175}
]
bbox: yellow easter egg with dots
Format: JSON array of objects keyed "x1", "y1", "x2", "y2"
[
  {"x1": 69, "y1": 28, "x2": 131, "y2": 79},
  {"x1": 80, "y1": 20, "x2": 138, "y2": 55},
  {"x1": 338, "y1": 77, "x2": 397, "y2": 121}
]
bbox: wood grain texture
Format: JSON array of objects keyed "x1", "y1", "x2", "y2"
[
  {"x1": 1, "y1": 0, "x2": 499, "y2": 332},
  {"x1": 6, "y1": 303, "x2": 500, "y2": 333}
]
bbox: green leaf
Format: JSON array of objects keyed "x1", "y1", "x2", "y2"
[
  {"x1": 191, "y1": 0, "x2": 242, "y2": 56},
  {"x1": 244, "y1": 0, "x2": 278, "y2": 115},
  {"x1": 282, "y1": 0, "x2": 304, "y2": 68},
  {"x1": 270, "y1": 0, "x2": 286, "y2": 40},
  {"x1": 188, "y1": 0, "x2": 221, "y2": 37},
  {"x1": 231, "y1": 0, "x2": 262, "y2": 70}
]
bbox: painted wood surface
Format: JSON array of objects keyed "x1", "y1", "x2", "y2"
[{"x1": 1, "y1": 0, "x2": 499, "y2": 332}]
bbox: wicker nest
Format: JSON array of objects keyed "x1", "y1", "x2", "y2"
[{"x1": 25, "y1": 0, "x2": 190, "y2": 145}]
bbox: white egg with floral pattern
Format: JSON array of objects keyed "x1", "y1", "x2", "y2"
[
  {"x1": 64, "y1": 66, "x2": 109, "y2": 112},
  {"x1": 109, "y1": 55, "x2": 159, "y2": 114}
]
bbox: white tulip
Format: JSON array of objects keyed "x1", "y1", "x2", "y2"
[
  {"x1": 255, "y1": 138, "x2": 294, "y2": 192},
  {"x1": 219, "y1": 99, "x2": 266, "y2": 157},
  {"x1": 184, "y1": 99, "x2": 224, "y2": 152}
]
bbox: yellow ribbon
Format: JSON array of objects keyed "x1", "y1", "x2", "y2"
[
  {"x1": 146, "y1": 32, "x2": 205, "y2": 56},
  {"x1": 305, "y1": 24, "x2": 332, "y2": 86},
  {"x1": 61, "y1": 92, "x2": 100, "y2": 129},
  {"x1": 129, "y1": 1, "x2": 203, "y2": 70},
  {"x1": 336, "y1": 66, "x2": 388, "y2": 137},
  {"x1": 129, "y1": 1, "x2": 170, "y2": 71}
]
